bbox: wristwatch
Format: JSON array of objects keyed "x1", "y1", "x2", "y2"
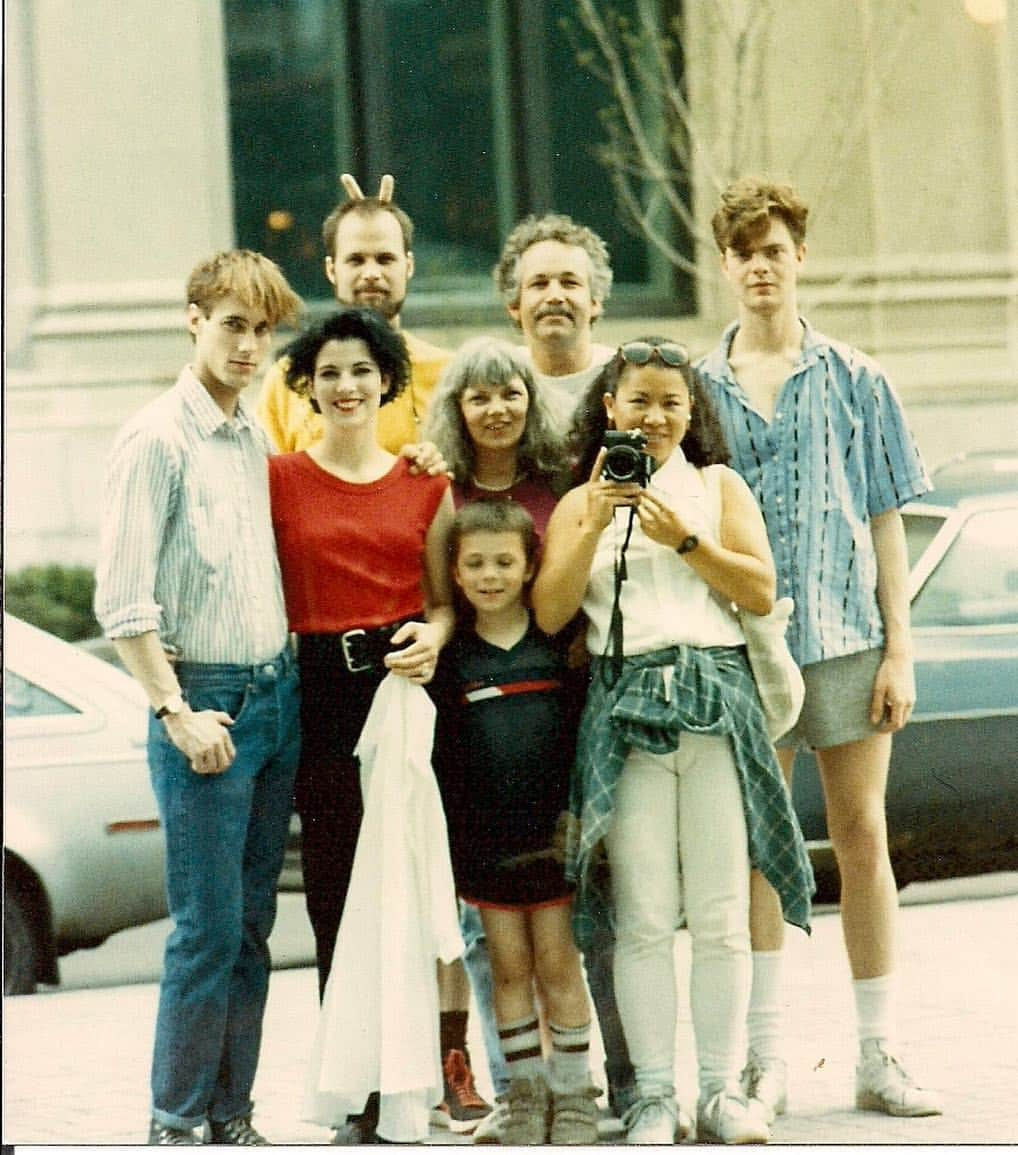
[
  {"x1": 154, "y1": 692, "x2": 185, "y2": 720},
  {"x1": 675, "y1": 534, "x2": 699, "y2": 555}
]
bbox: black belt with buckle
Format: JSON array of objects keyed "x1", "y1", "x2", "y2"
[{"x1": 338, "y1": 617, "x2": 416, "y2": 674}]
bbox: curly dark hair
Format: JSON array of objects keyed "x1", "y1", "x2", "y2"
[
  {"x1": 568, "y1": 337, "x2": 730, "y2": 479},
  {"x1": 280, "y1": 307, "x2": 410, "y2": 409}
]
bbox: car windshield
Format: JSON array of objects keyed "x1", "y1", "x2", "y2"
[
  {"x1": 4, "y1": 670, "x2": 81, "y2": 718},
  {"x1": 911, "y1": 506, "x2": 1018, "y2": 627},
  {"x1": 903, "y1": 512, "x2": 946, "y2": 571}
]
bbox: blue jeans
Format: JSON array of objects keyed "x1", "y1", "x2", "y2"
[
  {"x1": 148, "y1": 651, "x2": 300, "y2": 1130},
  {"x1": 585, "y1": 890, "x2": 638, "y2": 1116}
]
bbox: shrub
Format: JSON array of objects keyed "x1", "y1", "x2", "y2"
[{"x1": 5, "y1": 565, "x2": 100, "y2": 642}]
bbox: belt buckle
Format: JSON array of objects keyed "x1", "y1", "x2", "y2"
[{"x1": 340, "y1": 628, "x2": 371, "y2": 674}]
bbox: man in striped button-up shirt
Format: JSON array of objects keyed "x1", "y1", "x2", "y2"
[
  {"x1": 697, "y1": 180, "x2": 942, "y2": 1123},
  {"x1": 95, "y1": 250, "x2": 303, "y2": 1146}
]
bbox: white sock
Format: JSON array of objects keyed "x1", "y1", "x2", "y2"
[
  {"x1": 500, "y1": 1014, "x2": 545, "y2": 1082},
  {"x1": 746, "y1": 951, "x2": 784, "y2": 1062},
  {"x1": 853, "y1": 974, "x2": 895, "y2": 1053},
  {"x1": 548, "y1": 1019, "x2": 591, "y2": 1093}
]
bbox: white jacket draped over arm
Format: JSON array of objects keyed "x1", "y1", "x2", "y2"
[{"x1": 303, "y1": 674, "x2": 464, "y2": 1143}]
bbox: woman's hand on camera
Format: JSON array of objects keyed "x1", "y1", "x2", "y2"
[
  {"x1": 635, "y1": 488, "x2": 692, "y2": 550},
  {"x1": 580, "y1": 449, "x2": 642, "y2": 534}
]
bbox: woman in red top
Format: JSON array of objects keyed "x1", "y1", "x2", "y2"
[{"x1": 268, "y1": 307, "x2": 454, "y2": 1006}]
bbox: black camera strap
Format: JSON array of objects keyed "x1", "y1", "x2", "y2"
[{"x1": 602, "y1": 505, "x2": 637, "y2": 688}]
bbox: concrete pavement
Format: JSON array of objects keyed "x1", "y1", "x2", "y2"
[{"x1": 4, "y1": 873, "x2": 1017, "y2": 1147}]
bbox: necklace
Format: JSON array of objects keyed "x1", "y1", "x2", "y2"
[{"x1": 471, "y1": 470, "x2": 523, "y2": 493}]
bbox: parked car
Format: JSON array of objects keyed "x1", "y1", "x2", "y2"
[
  {"x1": 3, "y1": 616, "x2": 303, "y2": 995},
  {"x1": 792, "y1": 451, "x2": 1018, "y2": 900}
]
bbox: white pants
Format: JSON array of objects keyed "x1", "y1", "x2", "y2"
[{"x1": 603, "y1": 732, "x2": 751, "y2": 1097}]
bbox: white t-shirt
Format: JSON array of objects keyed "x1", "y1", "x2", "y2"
[
  {"x1": 583, "y1": 450, "x2": 746, "y2": 656},
  {"x1": 526, "y1": 343, "x2": 615, "y2": 426}
]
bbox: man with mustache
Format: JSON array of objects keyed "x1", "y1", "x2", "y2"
[
  {"x1": 494, "y1": 213, "x2": 615, "y2": 425},
  {"x1": 492, "y1": 213, "x2": 638, "y2": 1127}
]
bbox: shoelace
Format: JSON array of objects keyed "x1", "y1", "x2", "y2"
[
  {"x1": 152, "y1": 1125, "x2": 194, "y2": 1146},
  {"x1": 445, "y1": 1052, "x2": 488, "y2": 1108},
  {"x1": 212, "y1": 1117, "x2": 266, "y2": 1145},
  {"x1": 873, "y1": 1050, "x2": 919, "y2": 1088},
  {"x1": 623, "y1": 1095, "x2": 677, "y2": 1131}
]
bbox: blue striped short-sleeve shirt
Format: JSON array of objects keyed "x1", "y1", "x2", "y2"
[{"x1": 697, "y1": 320, "x2": 931, "y2": 668}]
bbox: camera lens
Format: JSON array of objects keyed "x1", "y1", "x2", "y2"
[{"x1": 603, "y1": 445, "x2": 642, "y2": 483}]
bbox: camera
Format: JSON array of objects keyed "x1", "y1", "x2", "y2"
[{"x1": 601, "y1": 430, "x2": 654, "y2": 486}]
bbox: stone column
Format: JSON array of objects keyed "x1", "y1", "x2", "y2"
[{"x1": 5, "y1": 0, "x2": 234, "y2": 566}]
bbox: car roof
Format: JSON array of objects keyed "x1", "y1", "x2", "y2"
[
  {"x1": 911, "y1": 450, "x2": 1018, "y2": 510},
  {"x1": 3, "y1": 614, "x2": 148, "y2": 708}
]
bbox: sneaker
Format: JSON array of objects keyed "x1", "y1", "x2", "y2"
[
  {"x1": 696, "y1": 1090, "x2": 770, "y2": 1144},
  {"x1": 855, "y1": 1041, "x2": 942, "y2": 1117},
  {"x1": 740, "y1": 1053, "x2": 788, "y2": 1124},
  {"x1": 549, "y1": 1085, "x2": 600, "y2": 1145},
  {"x1": 502, "y1": 1075, "x2": 551, "y2": 1146},
  {"x1": 148, "y1": 1120, "x2": 198, "y2": 1145},
  {"x1": 608, "y1": 1081, "x2": 640, "y2": 1121},
  {"x1": 332, "y1": 1093, "x2": 380, "y2": 1144},
  {"x1": 622, "y1": 1094, "x2": 690, "y2": 1145},
  {"x1": 331, "y1": 1120, "x2": 377, "y2": 1145},
  {"x1": 203, "y1": 1116, "x2": 268, "y2": 1145},
  {"x1": 430, "y1": 1048, "x2": 493, "y2": 1134},
  {"x1": 472, "y1": 1097, "x2": 509, "y2": 1144}
]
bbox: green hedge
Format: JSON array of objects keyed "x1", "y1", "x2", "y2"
[{"x1": 5, "y1": 565, "x2": 100, "y2": 642}]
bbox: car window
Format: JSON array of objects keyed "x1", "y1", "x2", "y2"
[
  {"x1": 903, "y1": 512, "x2": 946, "y2": 571},
  {"x1": 911, "y1": 507, "x2": 1018, "y2": 628},
  {"x1": 4, "y1": 670, "x2": 82, "y2": 719}
]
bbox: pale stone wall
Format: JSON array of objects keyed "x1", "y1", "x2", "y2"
[
  {"x1": 4, "y1": 0, "x2": 1016, "y2": 569},
  {"x1": 687, "y1": 0, "x2": 1018, "y2": 388}
]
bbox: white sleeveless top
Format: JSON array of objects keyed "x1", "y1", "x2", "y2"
[{"x1": 583, "y1": 449, "x2": 746, "y2": 656}]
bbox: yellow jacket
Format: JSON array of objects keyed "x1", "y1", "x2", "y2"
[{"x1": 257, "y1": 330, "x2": 451, "y2": 454}]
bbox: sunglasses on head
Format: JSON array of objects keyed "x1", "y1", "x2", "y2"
[{"x1": 618, "y1": 340, "x2": 690, "y2": 368}]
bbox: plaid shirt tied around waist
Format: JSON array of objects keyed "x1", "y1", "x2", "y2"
[{"x1": 567, "y1": 644, "x2": 814, "y2": 949}]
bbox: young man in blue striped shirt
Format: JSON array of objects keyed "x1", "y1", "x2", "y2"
[{"x1": 697, "y1": 179, "x2": 942, "y2": 1122}]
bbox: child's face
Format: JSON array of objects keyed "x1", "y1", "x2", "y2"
[{"x1": 453, "y1": 530, "x2": 533, "y2": 615}]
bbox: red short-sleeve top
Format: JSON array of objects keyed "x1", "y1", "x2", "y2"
[{"x1": 269, "y1": 452, "x2": 449, "y2": 635}]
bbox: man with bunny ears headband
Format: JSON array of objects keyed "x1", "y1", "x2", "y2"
[{"x1": 258, "y1": 174, "x2": 450, "y2": 456}]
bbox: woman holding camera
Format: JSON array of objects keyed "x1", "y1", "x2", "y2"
[{"x1": 532, "y1": 339, "x2": 812, "y2": 1145}]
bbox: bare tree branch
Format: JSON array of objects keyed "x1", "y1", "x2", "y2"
[{"x1": 566, "y1": 0, "x2": 923, "y2": 298}]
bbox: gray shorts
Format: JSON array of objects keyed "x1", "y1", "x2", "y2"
[{"x1": 776, "y1": 647, "x2": 883, "y2": 752}]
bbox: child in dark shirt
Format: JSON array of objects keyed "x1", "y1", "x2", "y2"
[{"x1": 433, "y1": 500, "x2": 598, "y2": 1146}]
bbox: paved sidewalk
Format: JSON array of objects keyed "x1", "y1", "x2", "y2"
[{"x1": 4, "y1": 877, "x2": 1017, "y2": 1147}]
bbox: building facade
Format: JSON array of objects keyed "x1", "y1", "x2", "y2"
[{"x1": 5, "y1": 0, "x2": 1016, "y2": 567}]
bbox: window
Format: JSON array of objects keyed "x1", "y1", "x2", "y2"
[
  {"x1": 224, "y1": 0, "x2": 688, "y2": 312},
  {"x1": 911, "y1": 507, "x2": 1018, "y2": 628},
  {"x1": 4, "y1": 671, "x2": 81, "y2": 720},
  {"x1": 903, "y1": 510, "x2": 947, "y2": 570}
]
